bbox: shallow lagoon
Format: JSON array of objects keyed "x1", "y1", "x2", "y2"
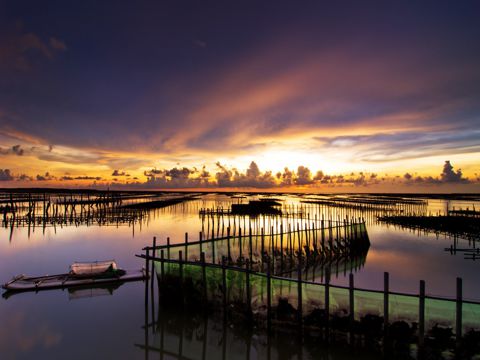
[{"x1": 0, "y1": 193, "x2": 478, "y2": 359}]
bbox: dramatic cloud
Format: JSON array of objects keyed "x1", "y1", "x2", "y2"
[
  {"x1": 1, "y1": 2, "x2": 479, "y2": 189},
  {"x1": 0, "y1": 169, "x2": 14, "y2": 181},
  {"x1": 111, "y1": 170, "x2": 129, "y2": 177},
  {"x1": 440, "y1": 161, "x2": 467, "y2": 183},
  {"x1": 143, "y1": 166, "x2": 208, "y2": 188},
  {"x1": 0, "y1": 144, "x2": 25, "y2": 156},
  {"x1": 403, "y1": 161, "x2": 470, "y2": 185},
  {"x1": 295, "y1": 166, "x2": 313, "y2": 185},
  {"x1": 36, "y1": 172, "x2": 54, "y2": 181}
]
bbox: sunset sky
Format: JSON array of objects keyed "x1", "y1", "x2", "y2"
[{"x1": 1, "y1": 1, "x2": 479, "y2": 191}]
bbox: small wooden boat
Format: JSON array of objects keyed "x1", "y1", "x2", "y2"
[{"x1": 2, "y1": 260, "x2": 148, "y2": 294}]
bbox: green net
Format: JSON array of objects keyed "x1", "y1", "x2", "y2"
[
  {"x1": 271, "y1": 277, "x2": 299, "y2": 319},
  {"x1": 329, "y1": 286, "x2": 349, "y2": 315},
  {"x1": 389, "y1": 293, "x2": 419, "y2": 323},
  {"x1": 425, "y1": 297, "x2": 455, "y2": 329},
  {"x1": 355, "y1": 289, "x2": 383, "y2": 320},
  {"x1": 463, "y1": 302, "x2": 480, "y2": 333},
  {"x1": 205, "y1": 266, "x2": 223, "y2": 304},
  {"x1": 250, "y1": 273, "x2": 268, "y2": 315},
  {"x1": 303, "y1": 282, "x2": 324, "y2": 315},
  {"x1": 226, "y1": 268, "x2": 246, "y2": 304}
]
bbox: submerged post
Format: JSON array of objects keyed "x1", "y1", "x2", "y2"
[{"x1": 456, "y1": 277, "x2": 462, "y2": 343}]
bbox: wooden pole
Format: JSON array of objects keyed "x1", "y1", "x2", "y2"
[
  {"x1": 222, "y1": 257, "x2": 227, "y2": 311},
  {"x1": 227, "y1": 227, "x2": 231, "y2": 262},
  {"x1": 384, "y1": 272, "x2": 389, "y2": 330},
  {"x1": 239, "y1": 227, "x2": 242, "y2": 262},
  {"x1": 185, "y1": 232, "x2": 188, "y2": 261},
  {"x1": 179, "y1": 251, "x2": 183, "y2": 284},
  {"x1": 246, "y1": 262, "x2": 252, "y2": 316},
  {"x1": 167, "y1": 237, "x2": 170, "y2": 260},
  {"x1": 297, "y1": 254, "x2": 303, "y2": 326},
  {"x1": 456, "y1": 277, "x2": 462, "y2": 343},
  {"x1": 419, "y1": 280, "x2": 425, "y2": 346},
  {"x1": 151, "y1": 237, "x2": 156, "y2": 289},
  {"x1": 160, "y1": 250, "x2": 165, "y2": 281},
  {"x1": 325, "y1": 268, "x2": 330, "y2": 328},
  {"x1": 249, "y1": 226, "x2": 253, "y2": 268},
  {"x1": 201, "y1": 252, "x2": 207, "y2": 304},
  {"x1": 349, "y1": 273, "x2": 354, "y2": 325},
  {"x1": 145, "y1": 248, "x2": 150, "y2": 281},
  {"x1": 267, "y1": 260, "x2": 272, "y2": 331},
  {"x1": 261, "y1": 227, "x2": 265, "y2": 261}
]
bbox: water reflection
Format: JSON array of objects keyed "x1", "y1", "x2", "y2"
[
  {"x1": 1, "y1": 192, "x2": 479, "y2": 359},
  {"x1": 140, "y1": 287, "x2": 384, "y2": 360}
]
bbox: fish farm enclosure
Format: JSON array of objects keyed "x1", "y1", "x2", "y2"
[{"x1": 1, "y1": 190, "x2": 480, "y2": 359}]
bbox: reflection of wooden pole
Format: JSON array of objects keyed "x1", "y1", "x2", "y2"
[
  {"x1": 160, "y1": 302, "x2": 164, "y2": 360},
  {"x1": 201, "y1": 313, "x2": 208, "y2": 360},
  {"x1": 419, "y1": 280, "x2": 425, "y2": 346},
  {"x1": 456, "y1": 277, "x2": 463, "y2": 344},
  {"x1": 222, "y1": 305, "x2": 227, "y2": 360}
]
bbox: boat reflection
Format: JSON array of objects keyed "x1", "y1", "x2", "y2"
[{"x1": 2, "y1": 282, "x2": 125, "y2": 300}]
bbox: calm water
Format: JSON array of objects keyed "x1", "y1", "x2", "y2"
[{"x1": 0, "y1": 193, "x2": 478, "y2": 359}]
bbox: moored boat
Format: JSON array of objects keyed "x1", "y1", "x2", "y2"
[{"x1": 2, "y1": 260, "x2": 148, "y2": 293}]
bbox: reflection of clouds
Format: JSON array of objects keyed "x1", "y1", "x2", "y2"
[{"x1": 0, "y1": 311, "x2": 61, "y2": 354}]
